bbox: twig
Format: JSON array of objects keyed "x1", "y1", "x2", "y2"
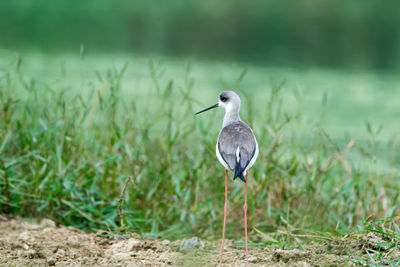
[
  {"x1": 277, "y1": 230, "x2": 334, "y2": 241},
  {"x1": 118, "y1": 176, "x2": 133, "y2": 230}
]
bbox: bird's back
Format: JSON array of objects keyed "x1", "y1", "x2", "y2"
[{"x1": 217, "y1": 121, "x2": 257, "y2": 181}]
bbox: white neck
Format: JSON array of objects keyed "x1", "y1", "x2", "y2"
[{"x1": 222, "y1": 102, "x2": 240, "y2": 127}]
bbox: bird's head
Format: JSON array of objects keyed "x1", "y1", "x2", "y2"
[{"x1": 195, "y1": 91, "x2": 241, "y2": 115}]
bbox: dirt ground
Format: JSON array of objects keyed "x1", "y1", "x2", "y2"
[{"x1": 0, "y1": 215, "x2": 398, "y2": 267}]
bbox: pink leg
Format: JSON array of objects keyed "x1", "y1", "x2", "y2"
[
  {"x1": 244, "y1": 172, "x2": 249, "y2": 267},
  {"x1": 219, "y1": 170, "x2": 228, "y2": 266}
]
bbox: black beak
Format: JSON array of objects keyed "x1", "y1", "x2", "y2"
[{"x1": 195, "y1": 103, "x2": 219, "y2": 115}]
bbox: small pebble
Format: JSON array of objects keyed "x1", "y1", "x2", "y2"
[
  {"x1": 127, "y1": 238, "x2": 141, "y2": 250},
  {"x1": 67, "y1": 236, "x2": 80, "y2": 248},
  {"x1": 161, "y1": 240, "x2": 170, "y2": 246},
  {"x1": 98, "y1": 239, "x2": 110, "y2": 246},
  {"x1": 47, "y1": 257, "x2": 56, "y2": 266},
  {"x1": 181, "y1": 237, "x2": 204, "y2": 250},
  {"x1": 0, "y1": 215, "x2": 8, "y2": 222},
  {"x1": 23, "y1": 250, "x2": 37, "y2": 259},
  {"x1": 18, "y1": 231, "x2": 35, "y2": 243},
  {"x1": 41, "y1": 219, "x2": 56, "y2": 228},
  {"x1": 130, "y1": 233, "x2": 141, "y2": 239},
  {"x1": 56, "y1": 248, "x2": 66, "y2": 258},
  {"x1": 113, "y1": 252, "x2": 131, "y2": 261},
  {"x1": 248, "y1": 256, "x2": 258, "y2": 263}
]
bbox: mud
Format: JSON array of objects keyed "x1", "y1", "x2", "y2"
[{"x1": 0, "y1": 215, "x2": 397, "y2": 266}]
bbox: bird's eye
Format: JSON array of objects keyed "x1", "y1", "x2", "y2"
[{"x1": 220, "y1": 96, "x2": 228, "y2": 102}]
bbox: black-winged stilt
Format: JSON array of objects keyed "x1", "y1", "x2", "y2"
[{"x1": 196, "y1": 91, "x2": 258, "y2": 266}]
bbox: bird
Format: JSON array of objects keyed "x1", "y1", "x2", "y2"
[{"x1": 195, "y1": 91, "x2": 258, "y2": 267}]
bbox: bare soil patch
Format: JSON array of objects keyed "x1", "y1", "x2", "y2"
[{"x1": 0, "y1": 215, "x2": 397, "y2": 266}]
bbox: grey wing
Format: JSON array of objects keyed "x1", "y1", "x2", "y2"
[{"x1": 217, "y1": 122, "x2": 256, "y2": 172}]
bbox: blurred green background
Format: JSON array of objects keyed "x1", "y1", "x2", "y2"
[
  {"x1": 1, "y1": 0, "x2": 400, "y2": 245},
  {"x1": 1, "y1": 0, "x2": 400, "y2": 69}
]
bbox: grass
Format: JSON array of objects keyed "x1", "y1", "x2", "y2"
[
  {"x1": 352, "y1": 218, "x2": 400, "y2": 266},
  {"x1": 1, "y1": 50, "x2": 400, "y2": 254}
]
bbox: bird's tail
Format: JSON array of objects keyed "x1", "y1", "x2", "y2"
[{"x1": 233, "y1": 163, "x2": 246, "y2": 183}]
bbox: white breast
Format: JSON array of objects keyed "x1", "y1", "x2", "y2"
[
  {"x1": 216, "y1": 142, "x2": 229, "y2": 170},
  {"x1": 244, "y1": 137, "x2": 258, "y2": 175}
]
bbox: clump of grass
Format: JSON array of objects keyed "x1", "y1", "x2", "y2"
[
  {"x1": 0, "y1": 53, "x2": 399, "y2": 243},
  {"x1": 352, "y1": 217, "x2": 400, "y2": 266}
]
